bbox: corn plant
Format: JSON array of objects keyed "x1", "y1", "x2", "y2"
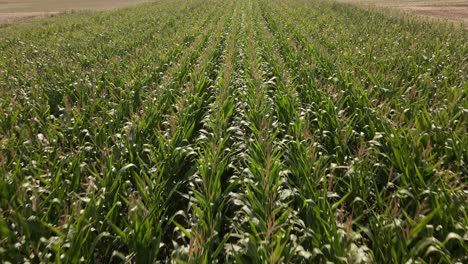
[{"x1": 0, "y1": 0, "x2": 466, "y2": 262}]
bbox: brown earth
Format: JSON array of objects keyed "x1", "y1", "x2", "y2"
[
  {"x1": 0, "y1": 0, "x2": 151, "y2": 24},
  {"x1": 0, "y1": 12, "x2": 59, "y2": 24},
  {"x1": 336, "y1": 0, "x2": 468, "y2": 26}
]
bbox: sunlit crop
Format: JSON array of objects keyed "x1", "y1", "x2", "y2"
[{"x1": 0, "y1": 0, "x2": 466, "y2": 262}]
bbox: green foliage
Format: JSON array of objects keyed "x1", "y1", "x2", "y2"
[{"x1": 0, "y1": 0, "x2": 466, "y2": 262}]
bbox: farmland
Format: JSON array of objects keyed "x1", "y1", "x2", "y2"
[
  {"x1": 0, "y1": 0, "x2": 151, "y2": 24},
  {"x1": 336, "y1": 0, "x2": 468, "y2": 25},
  {"x1": 0, "y1": 0, "x2": 467, "y2": 262}
]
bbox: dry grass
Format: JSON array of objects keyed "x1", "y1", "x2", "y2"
[
  {"x1": 0, "y1": 0, "x2": 151, "y2": 24},
  {"x1": 0, "y1": 12, "x2": 59, "y2": 24}
]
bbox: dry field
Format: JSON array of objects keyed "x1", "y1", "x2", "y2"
[
  {"x1": 0, "y1": 0, "x2": 151, "y2": 24},
  {"x1": 337, "y1": 0, "x2": 468, "y2": 25}
]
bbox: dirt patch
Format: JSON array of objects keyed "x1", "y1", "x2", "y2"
[
  {"x1": 389, "y1": 2, "x2": 468, "y2": 23},
  {"x1": 336, "y1": 0, "x2": 468, "y2": 26},
  {"x1": 0, "y1": 12, "x2": 59, "y2": 24},
  {"x1": 401, "y1": 6, "x2": 467, "y2": 22}
]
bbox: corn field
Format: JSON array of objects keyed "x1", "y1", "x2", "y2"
[{"x1": 0, "y1": 0, "x2": 467, "y2": 263}]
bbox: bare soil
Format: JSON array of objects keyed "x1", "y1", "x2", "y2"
[
  {"x1": 0, "y1": 12, "x2": 59, "y2": 24},
  {"x1": 0, "y1": 0, "x2": 151, "y2": 24},
  {"x1": 336, "y1": 0, "x2": 468, "y2": 26}
]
